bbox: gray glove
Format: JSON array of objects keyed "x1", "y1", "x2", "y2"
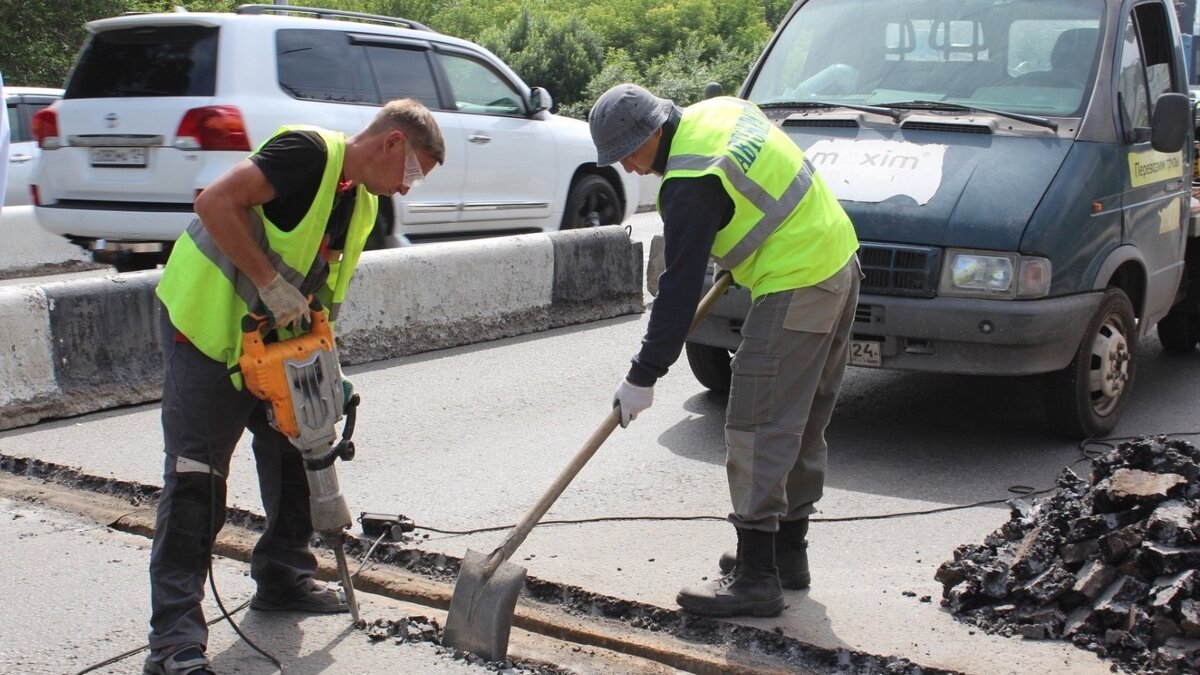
[
  {"x1": 613, "y1": 379, "x2": 654, "y2": 428},
  {"x1": 257, "y1": 273, "x2": 309, "y2": 331}
]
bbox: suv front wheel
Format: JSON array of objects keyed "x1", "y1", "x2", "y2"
[{"x1": 561, "y1": 174, "x2": 621, "y2": 229}]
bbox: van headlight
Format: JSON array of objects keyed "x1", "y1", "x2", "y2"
[{"x1": 939, "y1": 249, "x2": 1051, "y2": 299}]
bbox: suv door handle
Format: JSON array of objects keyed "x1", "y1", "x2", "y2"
[
  {"x1": 9, "y1": 153, "x2": 33, "y2": 163},
  {"x1": 467, "y1": 134, "x2": 491, "y2": 144}
]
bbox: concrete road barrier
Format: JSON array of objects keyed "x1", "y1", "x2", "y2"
[{"x1": 0, "y1": 226, "x2": 643, "y2": 431}]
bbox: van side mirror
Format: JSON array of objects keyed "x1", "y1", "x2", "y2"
[
  {"x1": 529, "y1": 87, "x2": 553, "y2": 114},
  {"x1": 1151, "y1": 92, "x2": 1189, "y2": 153}
]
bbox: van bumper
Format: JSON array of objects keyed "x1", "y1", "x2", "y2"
[{"x1": 688, "y1": 288, "x2": 1104, "y2": 376}]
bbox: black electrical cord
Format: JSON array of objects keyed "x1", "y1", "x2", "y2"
[
  {"x1": 399, "y1": 431, "x2": 1200, "y2": 539},
  {"x1": 72, "y1": 599, "x2": 253, "y2": 675},
  {"x1": 207, "y1": 365, "x2": 284, "y2": 674},
  {"x1": 77, "y1": 361, "x2": 287, "y2": 675}
]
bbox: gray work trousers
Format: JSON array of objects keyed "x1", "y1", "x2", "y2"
[
  {"x1": 148, "y1": 307, "x2": 319, "y2": 654},
  {"x1": 725, "y1": 256, "x2": 860, "y2": 532}
]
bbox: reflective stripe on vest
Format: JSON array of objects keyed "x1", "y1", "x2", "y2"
[
  {"x1": 665, "y1": 152, "x2": 814, "y2": 269},
  {"x1": 156, "y1": 124, "x2": 376, "y2": 377},
  {"x1": 662, "y1": 97, "x2": 857, "y2": 298},
  {"x1": 181, "y1": 210, "x2": 306, "y2": 313}
]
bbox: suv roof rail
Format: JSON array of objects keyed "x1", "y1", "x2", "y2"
[{"x1": 235, "y1": 4, "x2": 433, "y2": 32}]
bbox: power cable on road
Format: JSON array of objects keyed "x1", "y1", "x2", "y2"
[
  {"x1": 401, "y1": 432, "x2": 1200, "y2": 537},
  {"x1": 68, "y1": 430, "x2": 1200, "y2": 674}
]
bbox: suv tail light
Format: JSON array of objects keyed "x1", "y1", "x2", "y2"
[
  {"x1": 32, "y1": 105, "x2": 60, "y2": 149},
  {"x1": 175, "y1": 106, "x2": 251, "y2": 151}
]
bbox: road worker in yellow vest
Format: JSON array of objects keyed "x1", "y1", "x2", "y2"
[
  {"x1": 589, "y1": 83, "x2": 860, "y2": 618},
  {"x1": 146, "y1": 99, "x2": 444, "y2": 675}
]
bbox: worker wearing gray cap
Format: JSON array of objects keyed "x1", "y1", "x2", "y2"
[{"x1": 589, "y1": 83, "x2": 860, "y2": 617}]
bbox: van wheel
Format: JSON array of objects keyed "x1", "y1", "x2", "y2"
[
  {"x1": 686, "y1": 342, "x2": 733, "y2": 394},
  {"x1": 1042, "y1": 288, "x2": 1135, "y2": 438},
  {"x1": 561, "y1": 175, "x2": 621, "y2": 229},
  {"x1": 1156, "y1": 307, "x2": 1200, "y2": 352}
]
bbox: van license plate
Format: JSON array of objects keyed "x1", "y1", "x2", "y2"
[
  {"x1": 848, "y1": 339, "x2": 882, "y2": 367},
  {"x1": 90, "y1": 147, "x2": 147, "y2": 168}
]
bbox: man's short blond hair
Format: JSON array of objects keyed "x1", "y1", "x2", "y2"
[{"x1": 370, "y1": 98, "x2": 446, "y2": 164}]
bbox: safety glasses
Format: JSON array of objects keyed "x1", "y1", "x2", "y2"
[{"x1": 403, "y1": 141, "x2": 426, "y2": 190}]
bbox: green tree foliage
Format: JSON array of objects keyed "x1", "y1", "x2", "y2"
[
  {"x1": 477, "y1": 8, "x2": 604, "y2": 111},
  {"x1": 1, "y1": 0, "x2": 780, "y2": 115}
]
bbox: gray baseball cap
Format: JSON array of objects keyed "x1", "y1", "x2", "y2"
[{"x1": 588, "y1": 83, "x2": 673, "y2": 166}]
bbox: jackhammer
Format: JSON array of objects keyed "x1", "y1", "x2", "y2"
[{"x1": 238, "y1": 300, "x2": 361, "y2": 622}]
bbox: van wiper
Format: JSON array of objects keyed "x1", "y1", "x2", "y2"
[
  {"x1": 761, "y1": 100, "x2": 902, "y2": 122},
  {"x1": 884, "y1": 100, "x2": 1058, "y2": 131}
]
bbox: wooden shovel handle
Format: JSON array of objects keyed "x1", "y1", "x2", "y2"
[{"x1": 482, "y1": 269, "x2": 735, "y2": 578}]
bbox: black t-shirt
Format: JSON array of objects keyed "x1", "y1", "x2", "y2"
[
  {"x1": 626, "y1": 110, "x2": 734, "y2": 387},
  {"x1": 249, "y1": 130, "x2": 357, "y2": 249}
]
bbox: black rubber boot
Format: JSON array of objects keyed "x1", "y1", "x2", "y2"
[
  {"x1": 677, "y1": 527, "x2": 784, "y2": 617},
  {"x1": 717, "y1": 518, "x2": 811, "y2": 589}
]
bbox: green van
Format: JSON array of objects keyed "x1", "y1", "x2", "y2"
[{"x1": 686, "y1": 0, "x2": 1194, "y2": 437}]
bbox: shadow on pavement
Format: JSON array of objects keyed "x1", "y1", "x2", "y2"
[{"x1": 653, "y1": 339, "x2": 1200, "y2": 511}]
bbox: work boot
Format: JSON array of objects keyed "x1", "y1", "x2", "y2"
[
  {"x1": 677, "y1": 527, "x2": 784, "y2": 617},
  {"x1": 143, "y1": 644, "x2": 215, "y2": 675},
  {"x1": 718, "y1": 518, "x2": 811, "y2": 589},
  {"x1": 251, "y1": 579, "x2": 348, "y2": 613}
]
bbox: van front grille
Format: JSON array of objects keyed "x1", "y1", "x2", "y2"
[{"x1": 859, "y1": 243, "x2": 940, "y2": 297}]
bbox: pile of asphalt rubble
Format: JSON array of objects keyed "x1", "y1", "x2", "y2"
[{"x1": 936, "y1": 435, "x2": 1200, "y2": 674}]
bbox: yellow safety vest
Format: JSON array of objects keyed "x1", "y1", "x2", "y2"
[
  {"x1": 661, "y1": 97, "x2": 857, "y2": 299},
  {"x1": 157, "y1": 125, "x2": 377, "y2": 384}
]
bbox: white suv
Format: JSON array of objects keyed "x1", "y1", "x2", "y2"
[{"x1": 32, "y1": 5, "x2": 638, "y2": 270}]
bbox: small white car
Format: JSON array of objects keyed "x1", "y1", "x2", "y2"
[
  {"x1": 5, "y1": 87, "x2": 62, "y2": 208},
  {"x1": 31, "y1": 6, "x2": 638, "y2": 270},
  {"x1": 3, "y1": 86, "x2": 63, "y2": 260}
]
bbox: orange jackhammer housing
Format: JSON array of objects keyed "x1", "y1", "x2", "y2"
[{"x1": 237, "y1": 305, "x2": 342, "y2": 447}]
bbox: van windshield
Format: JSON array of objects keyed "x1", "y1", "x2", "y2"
[{"x1": 747, "y1": 0, "x2": 1104, "y2": 118}]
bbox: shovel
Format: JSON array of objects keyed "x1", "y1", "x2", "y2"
[{"x1": 443, "y1": 271, "x2": 733, "y2": 661}]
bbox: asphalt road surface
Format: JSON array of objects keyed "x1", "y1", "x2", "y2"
[{"x1": 4, "y1": 212, "x2": 1198, "y2": 673}]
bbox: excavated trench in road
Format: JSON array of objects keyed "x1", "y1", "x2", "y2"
[{"x1": 2, "y1": 453, "x2": 954, "y2": 675}]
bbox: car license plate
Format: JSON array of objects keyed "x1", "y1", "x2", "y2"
[
  {"x1": 90, "y1": 147, "x2": 147, "y2": 168},
  {"x1": 848, "y1": 339, "x2": 882, "y2": 367}
]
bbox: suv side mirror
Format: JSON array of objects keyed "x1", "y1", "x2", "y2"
[
  {"x1": 529, "y1": 87, "x2": 553, "y2": 114},
  {"x1": 1151, "y1": 92, "x2": 1189, "y2": 153}
]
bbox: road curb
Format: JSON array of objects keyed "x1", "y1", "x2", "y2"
[
  {"x1": 1, "y1": 460, "x2": 956, "y2": 675},
  {"x1": 1, "y1": 472, "x2": 802, "y2": 674},
  {"x1": 0, "y1": 227, "x2": 643, "y2": 431}
]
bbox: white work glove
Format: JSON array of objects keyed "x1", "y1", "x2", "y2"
[
  {"x1": 257, "y1": 273, "x2": 310, "y2": 331},
  {"x1": 613, "y1": 379, "x2": 654, "y2": 428}
]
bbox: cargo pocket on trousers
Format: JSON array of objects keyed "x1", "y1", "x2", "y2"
[
  {"x1": 727, "y1": 352, "x2": 780, "y2": 426},
  {"x1": 782, "y1": 263, "x2": 853, "y2": 334}
]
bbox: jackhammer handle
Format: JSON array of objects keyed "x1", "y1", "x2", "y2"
[{"x1": 482, "y1": 271, "x2": 735, "y2": 578}]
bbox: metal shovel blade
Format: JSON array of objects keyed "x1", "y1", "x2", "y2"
[{"x1": 443, "y1": 548, "x2": 528, "y2": 661}]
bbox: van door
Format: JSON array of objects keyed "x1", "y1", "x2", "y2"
[{"x1": 1118, "y1": 2, "x2": 1189, "y2": 327}]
